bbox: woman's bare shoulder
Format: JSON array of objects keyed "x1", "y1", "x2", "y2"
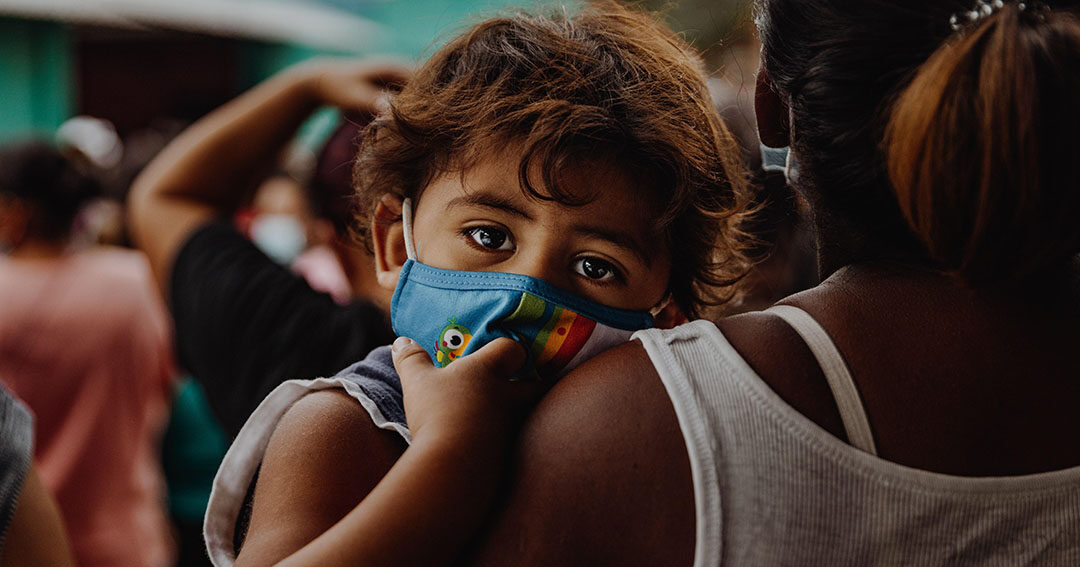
[{"x1": 466, "y1": 341, "x2": 694, "y2": 566}]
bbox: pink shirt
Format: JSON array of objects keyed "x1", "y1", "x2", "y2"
[
  {"x1": 291, "y1": 245, "x2": 353, "y2": 305},
  {"x1": 0, "y1": 247, "x2": 175, "y2": 567}
]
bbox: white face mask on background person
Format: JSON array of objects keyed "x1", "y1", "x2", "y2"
[{"x1": 250, "y1": 214, "x2": 307, "y2": 265}]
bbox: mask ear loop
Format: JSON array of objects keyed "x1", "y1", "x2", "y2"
[
  {"x1": 647, "y1": 292, "x2": 673, "y2": 318},
  {"x1": 401, "y1": 198, "x2": 418, "y2": 261}
]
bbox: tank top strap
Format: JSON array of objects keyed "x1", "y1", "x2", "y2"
[{"x1": 765, "y1": 305, "x2": 878, "y2": 455}]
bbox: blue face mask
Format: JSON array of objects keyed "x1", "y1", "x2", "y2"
[{"x1": 390, "y1": 199, "x2": 659, "y2": 380}]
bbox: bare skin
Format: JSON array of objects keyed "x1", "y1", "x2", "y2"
[{"x1": 1, "y1": 465, "x2": 74, "y2": 567}]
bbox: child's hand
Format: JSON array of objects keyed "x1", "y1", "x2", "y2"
[{"x1": 391, "y1": 336, "x2": 542, "y2": 449}]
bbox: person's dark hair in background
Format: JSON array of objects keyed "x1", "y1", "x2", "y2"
[
  {"x1": 304, "y1": 120, "x2": 387, "y2": 304},
  {"x1": 756, "y1": 0, "x2": 936, "y2": 272},
  {"x1": 310, "y1": 120, "x2": 363, "y2": 236},
  {"x1": 708, "y1": 64, "x2": 817, "y2": 315},
  {"x1": 0, "y1": 141, "x2": 99, "y2": 247}
]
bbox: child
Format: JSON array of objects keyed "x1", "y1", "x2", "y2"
[{"x1": 204, "y1": 3, "x2": 749, "y2": 565}]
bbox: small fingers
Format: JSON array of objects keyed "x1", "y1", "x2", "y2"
[
  {"x1": 391, "y1": 336, "x2": 434, "y2": 376},
  {"x1": 456, "y1": 338, "x2": 528, "y2": 380}
]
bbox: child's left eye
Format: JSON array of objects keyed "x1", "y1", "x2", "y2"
[
  {"x1": 573, "y1": 257, "x2": 618, "y2": 282},
  {"x1": 465, "y1": 226, "x2": 514, "y2": 251}
]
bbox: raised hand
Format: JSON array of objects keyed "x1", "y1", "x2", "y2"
[{"x1": 293, "y1": 58, "x2": 413, "y2": 117}]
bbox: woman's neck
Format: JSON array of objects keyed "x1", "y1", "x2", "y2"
[
  {"x1": 812, "y1": 211, "x2": 1080, "y2": 314},
  {"x1": 809, "y1": 204, "x2": 929, "y2": 280}
]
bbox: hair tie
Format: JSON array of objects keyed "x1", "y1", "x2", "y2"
[{"x1": 949, "y1": 0, "x2": 1015, "y2": 31}]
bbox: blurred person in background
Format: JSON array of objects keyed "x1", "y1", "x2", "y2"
[
  {"x1": 157, "y1": 126, "x2": 370, "y2": 566},
  {"x1": 294, "y1": 120, "x2": 387, "y2": 306},
  {"x1": 129, "y1": 61, "x2": 406, "y2": 439},
  {"x1": 240, "y1": 158, "x2": 353, "y2": 305},
  {"x1": 55, "y1": 115, "x2": 129, "y2": 249},
  {"x1": 0, "y1": 141, "x2": 176, "y2": 566},
  {"x1": 59, "y1": 113, "x2": 226, "y2": 567}
]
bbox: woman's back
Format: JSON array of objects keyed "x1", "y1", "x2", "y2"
[
  {"x1": 637, "y1": 311, "x2": 1080, "y2": 565},
  {"x1": 724, "y1": 266, "x2": 1080, "y2": 476}
]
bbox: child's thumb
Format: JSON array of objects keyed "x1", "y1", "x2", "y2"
[{"x1": 391, "y1": 336, "x2": 434, "y2": 375}]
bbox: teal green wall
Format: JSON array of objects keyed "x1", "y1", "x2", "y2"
[
  {"x1": 0, "y1": 18, "x2": 72, "y2": 141},
  {"x1": 0, "y1": 1, "x2": 570, "y2": 143},
  {"x1": 353, "y1": 0, "x2": 568, "y2": 59},
  {"x1": 239, "y1": 0, "x2": 574, "y2": 86},
  {"x1": 237, "y1": 1, "x2": 571, "y2": 147}
]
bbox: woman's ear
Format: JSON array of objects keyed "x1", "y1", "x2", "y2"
[
  {"x1": 755, "y1": 69, "x2": 791, "y2": 149},
  {"x1": 371, "y1": 193, "x2": 408, "y2": 291}
]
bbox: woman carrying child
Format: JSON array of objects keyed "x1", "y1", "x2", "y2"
[{"x1": 133, "y1": 0, "x2": 1080, "y2": 564}]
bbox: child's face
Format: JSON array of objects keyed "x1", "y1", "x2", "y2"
[{"x1": 382, "y1": 149, "x2": 671, "y2": 313}]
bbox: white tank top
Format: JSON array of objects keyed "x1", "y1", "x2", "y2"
[{"x1": 632, "y1": 310, "x2": 1080, "y2": 566}]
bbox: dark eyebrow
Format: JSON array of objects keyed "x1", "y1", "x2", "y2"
[
  {"x1": 445, "y1": 192, "x2": 533, "y2": 221},
  {"x1": 573, "y1": 225, "x2": 654, "y2": 268}
]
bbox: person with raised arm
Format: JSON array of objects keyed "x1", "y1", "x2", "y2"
[{"x1": 129, "y1": 60, "x2": 410, "y2": 437}]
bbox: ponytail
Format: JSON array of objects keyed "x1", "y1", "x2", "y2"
[{"x1": 885, "y1": 5, "x2": 1080, "y2": 284}]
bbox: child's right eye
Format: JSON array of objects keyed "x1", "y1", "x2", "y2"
[{"x1": 465, "y1": 226, "x2": 514, "y2": 251}]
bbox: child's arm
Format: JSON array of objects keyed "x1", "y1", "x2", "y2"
[
  {"x1": 235, "y1": 337, "x2": 536, "y2": 567},
  {"x1": 232, "y1": 389, "x2": 406, "y2": 565}
]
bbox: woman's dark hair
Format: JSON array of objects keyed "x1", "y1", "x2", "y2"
[
  {"x1": 886, "y1": 5, "x2": 1080, "y2": 283},
  {"x1": 757, "y1": 0, "x2": 1080, "y2": 284},
  {"x1": 0, "y1": 140, "x2": 99, "y2": 241},
  {"x1": 354, "y1": 1, "x2": 750, "y2": 317}
]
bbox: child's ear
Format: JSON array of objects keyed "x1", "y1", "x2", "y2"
[
  {"x1": 653, "y1": 301, "x2": 688, "y2": 330},
  {"x1": 371, "y1": 193, "x2": 408, "y2": 291}
]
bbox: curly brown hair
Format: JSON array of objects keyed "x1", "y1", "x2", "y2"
[{"x1": 353, "y1": 1, "x2": 750, "y2": 318}]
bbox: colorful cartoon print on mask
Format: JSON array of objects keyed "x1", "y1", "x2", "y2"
[{"x1": 435, "y1": 319, "x2": 472, "y2": 367}]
